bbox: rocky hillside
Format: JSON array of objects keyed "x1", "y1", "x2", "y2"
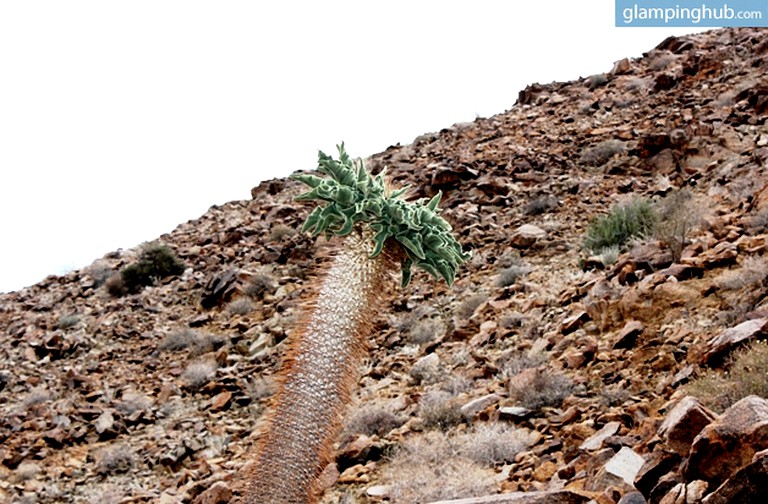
[{"x1": 3, "y1": 27, "x2": 768, "y2": 504}]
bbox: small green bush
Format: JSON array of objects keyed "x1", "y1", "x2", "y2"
[
  {"x1": 583, "y1": 198, "x2": 657, "y2": 253},
  {"x1": 119, "y1": 244, "x2": 185, "y2": 294}
]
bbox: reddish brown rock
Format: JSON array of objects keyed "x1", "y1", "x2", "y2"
[
  {"x1": 701, "y1": 450, "x2": 768, "y2": 504},
  {"x1": 580, "y1": 421, "x2": 621, "y2": 451},
  {"x1": 658, "y1": 396, "x2": 718, "y2": 456},
  {"x1": 191, "y1": 482, "x2": 232, "y2": 504},
  {"x1": 561, "y1": 311, "x2": 590, "y2": 335},
  {"x1": 613, "y1": 320, "x2": 644, "y2": 350},
  {"x1": 684, "y1": 395, "x2": 768, "y2": 488},
  {"x1": 704, "y1": 317, "x2": 768, "y2": 365},
  {"x1": 510, "y1": 224, "x2": 547, "y2": 248}
]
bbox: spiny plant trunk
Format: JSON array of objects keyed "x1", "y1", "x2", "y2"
[{"x1": 246, "y1": 230, "x2": 398, "y2": 504}]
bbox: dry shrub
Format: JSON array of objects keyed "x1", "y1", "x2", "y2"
[
  {"x1": 383, "y1": 431, "x2": 496, "y2": 503},
  {"x1": 655, "y1": 189, "x2": 703, "y2": 262},
  {"x1": 408, "y1": 319, "x2": 444, "y2": 345},
  {"x1": 227, "y1": 297, "x2": 255, "y2": 315},
  {"x1": 418, "y1": 389, "x2": 464, "y2": 430},
  {"x1": 344, "y1": 404, "x2": 406, "y2": 437},
  {"x1": 181, "y1": 360, "x2": 217, "y2": 390},
  {"x1": 454, "y1": 422, "x2": 535, "y2": 465},
  {"x1": 95, "y1": 445, "x2": 134, "y2": 475},
  {"x1": 684, "y1": 340, "x2": 768, "y2": 412},
  {"x1": 507, "y1": 367, "x2": 574, "y2": 410},
  {"x1": 456, "y1": 292, "x2": 488, "y2": 319},
  {"x1": 715, "y1": 256, "x2": 768, "y2": 292}
]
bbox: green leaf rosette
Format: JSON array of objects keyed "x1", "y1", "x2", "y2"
[{"x1": 292, "y1": 144, "x2": 470, "y2": 287}]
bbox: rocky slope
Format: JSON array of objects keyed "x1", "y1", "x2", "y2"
[{"x1": 2, "y1": 27, "x2": 768, "y2": 504}]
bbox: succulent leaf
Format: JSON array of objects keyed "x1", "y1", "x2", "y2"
[{"x1": 292, "y1": 144, "x2": 470, "y2": 286}]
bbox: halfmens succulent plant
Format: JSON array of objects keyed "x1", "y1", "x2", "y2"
[{"x1": 244, "y1": 145, "x2": 468, "y2": 504}]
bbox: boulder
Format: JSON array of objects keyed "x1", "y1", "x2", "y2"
[
  {"x1": 684, "y1": 395, "x2": 768, "y2": 488},
  {"x1": 510, "y1": 224, "x2": 547, "y2": 248},
  {"x1": 613, "y1": 320, "x2": 644, "y2": 350},
  {"x1": 704, "y1": 318, "x2": 768, "y2": 365},
  {"x1": 702, "y1": 450, "x2": 768, "y2": 504},
  {"x1": 580, "y1": 421, "x2": 621, "y2": 451},
  {"x1": 658, "y1": 396, "x2": 718, "y2": 455}
]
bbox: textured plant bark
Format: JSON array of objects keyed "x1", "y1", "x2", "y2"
[{"x1": 245, "y1": 230, "x2": 398, "y2": 504}]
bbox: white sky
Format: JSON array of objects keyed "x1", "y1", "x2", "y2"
[{"x1": 0, "y1": 1, "x2": 703, "y2": 293}]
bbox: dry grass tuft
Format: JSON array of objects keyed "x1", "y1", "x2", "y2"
[
  {"x1": 344, "y1": 404, "x2": 406, "y2": 437},
  {"x1": 684, "y1": 340, "x2": 768, "y2": 412},
  {"x1": 418, "y1": 389, "x2": 464, "y2": 430},
  {"x1": 454, "y1": 423, "x2": 535, "y2": 465},
  {"x1": 181, "y1": 360, "x2": 218, "y2": 390},
  {"x1": 383, "y1": 431, "x2": 496, "y2": 503},
  {"x1": 95, "y1": 445, "x2": 134, "y2": 475},
  {"x1": 507, "y1": 367, "x2": 575, "y2": 410},
  {"x1": 226, "y1": 297, "x2": 255, "y2": 315},
  {"x1": 456, "y1": 292, "x2": 488, "y2": 319}
]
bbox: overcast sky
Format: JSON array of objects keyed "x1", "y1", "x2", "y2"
[{"x1": 0, "y1": 1, "x2": 703, "y2": 293}]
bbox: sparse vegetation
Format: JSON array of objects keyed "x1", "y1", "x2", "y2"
[
  {"x1": 344, "y1": 404, "x2": 405, "y2": 437},
  {"x1": 581, "y1": 139, "x2": 626, "y2": 167},
  {"x1": 57, "y1": 314, "x2": 80, "y2": 329},
  {"x1": 654, "y1": 189, "x2": 701, "y2": 262},
  {"x1": 94, "y1": 445, "x2": 134, "y2": 475},
  {"x1": 383, "y1": 431, "x2": 496, "y2": 503},
  {"x1": 227, "y1": 297, "x2": 255, "y2": 315},
  {"x1": 181, "y1": 360, "x2": 217, "y2": 389},
  {"x1": 583, "y1": 197, "x2": 657, "y2": 253},
  {"x1": 110, "y1": 243, "x2": 185, "y2": 295},
  {"x1": 456, "y1": 292, "x2": 488, "y2": 319},
  {"x1": 418, "y1": 389, "x2": 464, "y2": 430},
  {"x1": 524, "y1": 194, "x2": 558, "y2": 215},
  {"x1": 684, "y1": 340, "x2": 768, "y2": 412}
]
